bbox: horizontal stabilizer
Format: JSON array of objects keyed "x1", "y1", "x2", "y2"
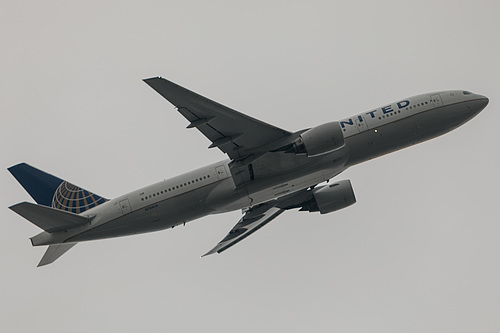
[
  {"x1": 9, "y1": 202, "x2": 94, "y2": 233},
  {"x1": 38, "y1": 243, "x2": 77, "y2": 267}
]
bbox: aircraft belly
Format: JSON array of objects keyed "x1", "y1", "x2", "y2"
[
  {"x1": 206, "y1": 147, "x2": 350, "y2": 213},
  {"x1": 68, "y1": 189, "x2": 214, "y2": 242},
  {"x1": 205, "y1": 178, "x2": 251, "y2": 213},
  {"x1": 245, "y1": 169, "x2": 330, "y2": 206}
]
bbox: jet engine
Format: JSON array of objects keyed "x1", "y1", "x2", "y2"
[
  {"x1": 301, "y1": 180, "x2": 356, "y2": 214},
  {"x1": 284, "y1": 122, "x2": 345, "y2": 157}
]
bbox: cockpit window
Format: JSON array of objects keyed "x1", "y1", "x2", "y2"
[{"x1": 463, "y1": 91, "x2": 472, "y2": 95}]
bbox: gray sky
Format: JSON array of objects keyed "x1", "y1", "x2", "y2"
[{"x1": 1, "y1": 1, "x2": 499, "y2": 332}]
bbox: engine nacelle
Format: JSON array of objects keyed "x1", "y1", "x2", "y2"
[
  {"x1": 302, "y1": 180, "x2": 356, "y2": 214},
  {"x1": 290, "y1": 122, "x2": 344, "y2": 157}
]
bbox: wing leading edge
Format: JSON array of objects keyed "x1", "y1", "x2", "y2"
[{"x1": 143, "y1": 77, "x2": 292, "y2": 161}]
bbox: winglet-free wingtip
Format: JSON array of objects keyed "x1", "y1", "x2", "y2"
[
  {"x1": 142, "y1": 76, "x2": 164, "y2": 83},
  {"x1": 201, "y1": 250, "x2": 218, "y2": 258}
]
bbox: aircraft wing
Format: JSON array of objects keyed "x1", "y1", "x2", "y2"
[
  {"x1": 202, "y1": 188, "x2": 320, "y2": 257},
  {"x1": 143, "y1": 77, "x2": 292, "y2": 161},
  {"x1": 202, "y1": 202, "x2": 285, "y2": 257}
]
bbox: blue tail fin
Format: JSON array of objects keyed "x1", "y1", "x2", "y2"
[{"x1": 8, "y1": 163, "x2": 107, "y2": 214}]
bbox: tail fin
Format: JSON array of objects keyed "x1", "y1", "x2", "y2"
[
  {"x1": 38, "y1": 244, "x2": 77, "y2": 267},
  {"x1": 8, "y1": 163, "x2": 107, "y2": 214}
]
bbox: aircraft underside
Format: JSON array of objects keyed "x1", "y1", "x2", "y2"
[{"x1": 8, "y1": 76, "x2": 488, "y2": 266}]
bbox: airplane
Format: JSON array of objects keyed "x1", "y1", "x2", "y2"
[{"x1": 8, "y1": 77, "x2": 489, "y2": 266}]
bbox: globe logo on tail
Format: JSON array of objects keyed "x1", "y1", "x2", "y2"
[{"x1": 52, "y1": 181, "x2": 107, "y2": 214}]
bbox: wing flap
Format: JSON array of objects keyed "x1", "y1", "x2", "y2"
[
  {"x1": 143, "y1": 77, "x2": 292, "y2": 160},
  {"x1": 9, "y1": 202, "x2": 93, "y2": 233}
]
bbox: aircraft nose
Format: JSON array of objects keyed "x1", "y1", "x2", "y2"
[
  {"x1": 466, "y1": 94, "x2": 489, "y2": 117},
  {"x1": 477, "y1": 95, "x2": 489, "y2": 109}
]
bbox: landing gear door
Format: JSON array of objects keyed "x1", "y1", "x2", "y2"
[
  {"x1": 215, "y1": 165, "x2": 228, "y2": 180},
  {"x1": 119, "y1": 199, "x2": 131, "y2": 215},
  {"x1": 431, "y1": 94, "x2": 443, "y2": 107}
]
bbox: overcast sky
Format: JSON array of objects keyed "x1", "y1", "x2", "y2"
[{"x1": 1, "y1": 1, "x2": 499, "y2": 332}]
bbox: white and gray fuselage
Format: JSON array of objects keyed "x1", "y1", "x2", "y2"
[{"x1": 31, "y1": 91, "x2": 488, "y2": 246}]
